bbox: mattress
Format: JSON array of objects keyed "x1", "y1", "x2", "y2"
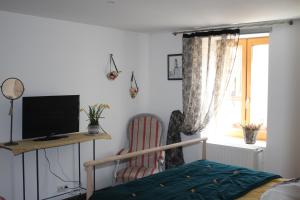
[{"x1": 90, "y1": 160, "x2": 281, "y2": 200}]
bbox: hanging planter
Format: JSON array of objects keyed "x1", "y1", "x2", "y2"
[
  {"x1": 130, "y1": 72, "x2": 139, "y2": 99},
  {"x1": 106, "y1": 54, "x2": 121, "y2": 80}
]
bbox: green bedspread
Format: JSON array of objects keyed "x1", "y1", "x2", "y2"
[{"x1": 90, "y1": 160, "x2": 280, "y2": 200}]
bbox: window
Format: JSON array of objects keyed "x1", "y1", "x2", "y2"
[{"x1": 214, "y1": 36, "x2": 269, "y2": 141}]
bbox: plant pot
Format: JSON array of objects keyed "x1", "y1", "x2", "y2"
[
  {"x1": 106, "y1": 71, "x2": 120, "y2": 80},
  {"x1": 243, "y1": 129, "x2": 258, "y2": 144},
  {"x1": 130, "y1": 88, "x2": 138, "y2": 99},
  {"x1": 88, "y1": 124, "x2": 99, "y2": 134}
]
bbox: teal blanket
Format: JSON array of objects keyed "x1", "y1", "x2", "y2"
[{"x1": 90, "y1": 160, "x2": 280, "y2": 200}]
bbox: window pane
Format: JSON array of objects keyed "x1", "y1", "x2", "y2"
[
  {"x1": 215, "y1": 45, "x2": 243, "y2": 134},
  {"x1": 250, "y1": 44, "x2": 269, "y2": 127}
]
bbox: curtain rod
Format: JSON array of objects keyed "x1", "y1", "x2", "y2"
[{"x1": 173, "y1": 18, "x2": 298, "y2": 36}]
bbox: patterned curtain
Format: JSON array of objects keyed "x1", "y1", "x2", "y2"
[
  {"x1": 182, "y1": 30, "x2": 240, "y2": 135},
  {"x1": 165, "y1": 30, "x2": 240, "y2": 169}
]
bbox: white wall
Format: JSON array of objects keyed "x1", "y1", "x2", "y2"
[
  {"x1": 264, "y1": 20, "x2": 300, "y2": 178},
  {"x1": 1, "y1": 9, "x2": 300, "y2": 200},
  {"x1": 147, "y1": 21, "x2": 300, "y2": 176},
  {"x1": 0, "y1": 11, "x2": 149, "y2": 200},
  {"x1": 147, "y1": 33, "x2": 203, "y2": 162},
  {"x1": 148, "y1": 33, "x2": 182, "y2": 125}
]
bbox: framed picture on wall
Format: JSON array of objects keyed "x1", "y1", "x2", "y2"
[{"x1": 167, "y1": 54, "x2": 182, "y2": 80}]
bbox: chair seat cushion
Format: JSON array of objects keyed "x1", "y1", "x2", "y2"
[{"x1": 116, "y1": 166, "x2": 159, "y2": 183}]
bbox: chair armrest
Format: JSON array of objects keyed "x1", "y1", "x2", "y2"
[{"x1": 117, "y1": 148, "x2": 130, "y2": 156}]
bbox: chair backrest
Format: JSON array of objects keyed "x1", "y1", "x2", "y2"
[{"x1": 127, "y1": 114, "x2": 163, "y2": 168}]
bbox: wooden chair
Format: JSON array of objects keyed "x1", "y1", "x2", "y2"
[{"x1": 114, "y1": 114, "x2": 164, "y2": 183}]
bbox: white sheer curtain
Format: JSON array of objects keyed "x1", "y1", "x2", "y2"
[{"x1": 182, "y1": 30, "x2": 240, "y2": 135}]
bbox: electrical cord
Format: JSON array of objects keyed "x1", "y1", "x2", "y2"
[
  {"x1": 56, "y1": 148, "x2": 71, "y2": 181},
  {"x1": 43, "y1": 148, "x2": 85, "y2": 199},
  {"x1": 43, "y1": 149, "x2": 80, "y2": 188}
]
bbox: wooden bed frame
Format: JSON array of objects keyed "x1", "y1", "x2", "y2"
[{"x1": 84, "y1": 137, "x2": 207, "y2": 200}]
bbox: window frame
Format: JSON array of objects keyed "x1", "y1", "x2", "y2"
[{"x1": 227, "y1": 37, "x2": 269, "y2": 141}]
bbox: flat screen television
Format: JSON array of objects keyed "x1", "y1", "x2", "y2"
[{"x1": 22, "y1": 95, "x2": 79, "y2": 140}]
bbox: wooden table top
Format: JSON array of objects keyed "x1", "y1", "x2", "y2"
[{"x1": 0, "y1": 132, "x2": 111, "y2": 155}]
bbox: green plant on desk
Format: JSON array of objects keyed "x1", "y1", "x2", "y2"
[{"x1": 81, "y1": 104, "x2": 110, "y2": 134}]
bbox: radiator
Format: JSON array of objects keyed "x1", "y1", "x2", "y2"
[{"x1": 207, "y1": 143, "x2": 264, "y2": 170}]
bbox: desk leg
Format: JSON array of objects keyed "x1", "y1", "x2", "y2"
[
  {"x1": 36, "y1": 150, "x2": 39, "y2": 200},
  {"x1": 22, "y1": 153, "x2": 26, "y2": 200},
  {"x1": 93, "y1": 139, "x2": 95, "y2": 191},
  {"x1": 78, "y1": 143, "x2": 81, "y2": 188}
]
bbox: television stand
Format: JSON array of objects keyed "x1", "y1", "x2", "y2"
[
  {"x1": 0, "y1": 132, "x2": 111, "y2": 200},
  {"x1": 33, "y1": 135, "x2": 69, "y2": 141}
]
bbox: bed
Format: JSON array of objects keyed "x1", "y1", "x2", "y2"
[{"x1": 84, "y1": 138, "x2": 284, "y2": 200}]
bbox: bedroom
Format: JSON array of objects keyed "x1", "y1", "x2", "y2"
[{"x1": 0, "y1": 0, "x2": 300, "y2": 200}]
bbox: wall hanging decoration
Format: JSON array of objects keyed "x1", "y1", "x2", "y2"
[
  {"x1": 1, "y1": 77, "x2": 25, "y2": 146},
  {"x1": 130, "y1": 71, "x2": 139, "y2": 98},
  {"x1": 167, "y1": 54, "x2": 182, "y2": 80},
  {"x1": 106, "y1": 54, "x2": 121, "y2": 80}
]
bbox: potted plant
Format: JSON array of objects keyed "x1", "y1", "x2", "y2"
[
  {"x1": 107, "y1": 71, "x2": 121, "y2": 80},
  {"x1": 106, "y1": 54, "x2": 121, "y2": 80},
  {"x1": 129, "y1": 72, "x2": 139, "y2": 99},
  {"x1": 240, "y1": 123, "x2": 262, "y2": 144},
  {"x1": 80, "y1": 104, "x2": 110, "y2": 134}
]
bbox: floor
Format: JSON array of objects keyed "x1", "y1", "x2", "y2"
[
  {"x1": 64, "y1": 186, "x2": 112, "y2": 200},
  {"x1": 64, "y1": 194, "x2": 85, "y2": 200}
]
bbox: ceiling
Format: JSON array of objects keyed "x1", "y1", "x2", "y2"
[{"x1": 0, "y1": 0, "x2": 299, "y2": 33}]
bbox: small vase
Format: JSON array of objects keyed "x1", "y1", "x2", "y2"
[
  {"x1": 88, "y1": 124, "x2": 99, "y2": 134},
  {"x1": 243, "y1": 129, "x2": 258, "y2": 144}
]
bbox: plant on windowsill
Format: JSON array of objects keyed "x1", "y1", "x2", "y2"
[
  {"x1": 80, "y1": 104, "x2": 110, "y2": 134},
  {"x1": 240, "y1": 123, "x2": 262, "y2": 144}
]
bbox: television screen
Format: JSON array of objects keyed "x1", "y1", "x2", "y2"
[{"x1": 22, "y1": 95, "x2": 79, "y2": 139}]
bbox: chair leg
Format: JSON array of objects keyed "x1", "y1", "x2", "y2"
[{"x1": 112, "y1": 160, "x2": 120, "y2": 186}]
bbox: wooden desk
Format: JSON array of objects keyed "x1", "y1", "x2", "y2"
[
  {"x1": 0, "y1": 132, "x2": 111, "y2": 200},
  {"x1": 0, "y1": 132, "x2": 111, "y2": 155}
]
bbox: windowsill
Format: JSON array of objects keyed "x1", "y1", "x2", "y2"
[{"x1": 207, "y1": 136, "x2": 266, "y2": 150}]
